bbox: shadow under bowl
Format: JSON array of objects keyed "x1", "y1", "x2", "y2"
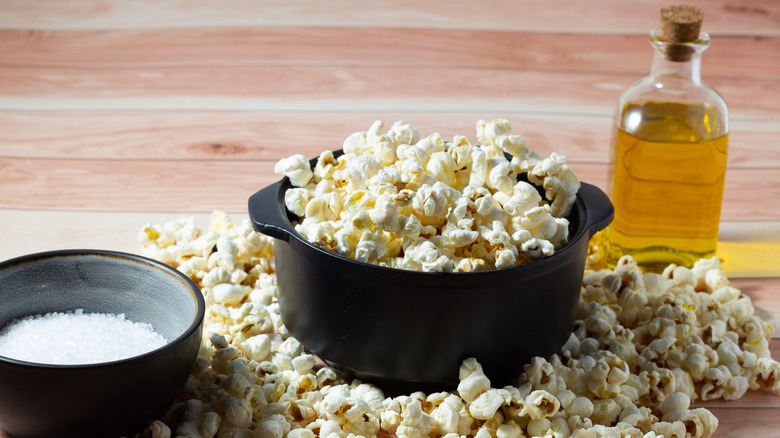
[{"x1": 0, "y1": 250, "x2": 204, "y2": 438}]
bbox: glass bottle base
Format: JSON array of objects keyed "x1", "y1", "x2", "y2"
[{"x1": 589, "y1": 228, "x2": 717, "y2": 273}]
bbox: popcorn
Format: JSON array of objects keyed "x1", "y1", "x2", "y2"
[
  {"x1": 431, "y1": 399, "x2": 460, "y2": 435},
  {"x1": 368, "y1": 194, "x2": 404, "y2": 233},
  {"x1": 224, "y1": 396, "x2": 253, "y2": 428},
  {"x1": 496, "y1": 421, "x2": 524, "y2": 438},
  {"x1": 273, "y1": 119, "x2": 576, "y2": 272},
  {"x1": 567, "y1": 395, "x2": 595, "y2": 418},
  {"x1": 468, "y1": 388, "x2": 511, "y2": 420},
  {"x1": 503, "y1": 180, "x2": 544, "y2": 215},
  {"x1": 485, "y1": 156, "x2": 516, "y2": 194},
  {"x1": 274, "y1": 154, "x2": 313, "y2": 188},
  {"x1": 522, "y1": 389, "x2": 560, "y2": 420},
  {"x1": 426, "y1": 151, "x2": 458, "y2": 187},
  {"x1": 457, "y1": 358, "x2": 491, "y2": 403},
  {"x1": 242, "y1": 334, "x2": 272, "y2": 363},
  {"x1": 286, "y1": 428, "x2": 315, "y2": 438},
  {"x1": 212, "y1": 283, "x2": 249, "y2": 305},
  {"x1": 138, "y1": 212, "x2": 780, "y2": 438},
  {"x1": 477, "y1": 118, "x2": 512, "y2": 146},
  {"x1": 527, "y1": 152, "x2": 581, "y2": 217},
  {"x1": 413, "y1": 183, "x2": 450, "y2": 222},
  {"x1": 148, "y1": 420, "x2": 171, "y2": 438},
  {"x1": 526, "y1": 417, "x2": 552, "y2": 437},
  {"x1": 657, "y1": 391, "x2": 690, "y2": 418},
  {"x1": 177, "y1": 411, "x2": 222, "y2": 438},
  {"x1": 520, "y1": 237, "x2": 554, "y2": 260},
  {"x1": 254, "y1": 414, "x2": 291, "y2": 438},
  {"x1": 751, "y1": 357, "x2": 780, "y2": 392}
]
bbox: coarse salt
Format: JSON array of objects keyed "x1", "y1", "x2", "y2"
[{"x1": 0, "y1": 308, "x2": 167, "y2": 365}]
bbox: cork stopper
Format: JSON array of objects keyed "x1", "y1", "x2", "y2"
[
  {"x1": 659, "y1": 5, "x2": 704, "y2": 61},
  {"x1": 660, "y1": 5, "x2": 703, "y2": 42}
]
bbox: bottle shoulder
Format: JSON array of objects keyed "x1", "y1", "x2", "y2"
[
  {"x1": 618, "y1": 75, "x2": 727, "y2": 109},
  {"x1": 615, "y1": 99, "x2": 728, "y2": 142},
  {"x1": 615, "y1": 75, "x2": 728, "y2": 140}
]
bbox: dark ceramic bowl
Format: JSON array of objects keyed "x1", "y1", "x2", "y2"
[
  {"x1": 0, "y1": 250, "x2": 204, "y2": 438},
  {"x1": 249, "y1": 150, "x2": 613, "y2": 393}
]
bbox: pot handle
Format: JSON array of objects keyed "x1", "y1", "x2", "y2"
[
  {"x1": 578, "y1": 182, "x2": 614, "y2": 235},
  {"x1": 248, "y1": 180, "x2": 297, "y2": 242}
]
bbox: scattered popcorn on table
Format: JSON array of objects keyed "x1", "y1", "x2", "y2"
[
  {"x1": 273, "y1": 119, "x2": 580, "y2": 272},
  {"x1": 137, "y1": 207, "x2": 780, "y2": 437}
]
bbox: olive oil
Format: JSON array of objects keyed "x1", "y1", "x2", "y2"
[
  {"x1": 605, "y1": 102, "x2": 728, "y2": 270},
  {"x1": 594, "y1": 5, "x2": 730, "y2": 272}
]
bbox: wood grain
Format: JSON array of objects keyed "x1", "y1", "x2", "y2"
[
  {"x1": 700, "y1": 407, "x2": 780, "y2": 437},
  {"x1": 1, "y1": 29, "x2": 778, "y2": 79},
  {"x1": 2, "y1": 112, "x2": 779, "y2": 169},
  {"x1": 1, "y1": 0, "x2": 778, "y2": 35},
  {"x1": 1, "y1": 65, "x2": 778, "y2": 118},
  {"x1": 3, "y1": 159, "x2": 778, "y2": 221}
]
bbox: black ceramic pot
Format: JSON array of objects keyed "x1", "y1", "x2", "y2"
[
  {"x1": 249, "y1": 151, "x2": 613, "y2": 393},
  {"x1": 0, "y1": 250, "x2": 204, "y2": 438}
]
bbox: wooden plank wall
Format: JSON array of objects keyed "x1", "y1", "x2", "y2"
[{"x1": 1, "y1": 1, "x2": 778, "y2": 216}]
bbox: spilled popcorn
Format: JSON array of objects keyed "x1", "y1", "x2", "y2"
[
  {"x1": 275, "y1": 119, "x2": 580, "y2": 272},
  {"x1": 136, "y1": 211, "x2": 780, "y2": 438}
]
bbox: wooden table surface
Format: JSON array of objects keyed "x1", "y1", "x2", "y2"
[{"x1": 1, "y1": 1, "x2": 779, "y2": 436}]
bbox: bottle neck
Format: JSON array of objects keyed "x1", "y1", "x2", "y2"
[
  {"x1": 651, "y1": 50, "x2": 703, "y2": 84},
  {"x1": 648, "y1": 27, "x2": 709, "y2": 86}
]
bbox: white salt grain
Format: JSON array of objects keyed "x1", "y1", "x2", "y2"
[{"x1": 0, "y1": 309, "x2": 168, "y2": 365}]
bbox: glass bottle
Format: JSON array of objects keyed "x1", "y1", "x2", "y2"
[{"x1": 600, "y1": 5, "x2": 729, "y2": 272}]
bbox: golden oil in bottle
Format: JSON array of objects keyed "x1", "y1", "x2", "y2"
[
  {"x1": 605, "y1": 102, "x2": 728, "y2": 271},
  {"x1": 595, "y1": 5, "x2": 729, "y2": 272}
]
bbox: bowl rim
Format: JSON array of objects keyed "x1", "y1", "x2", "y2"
[{"x1": 0, "y1": 249, "x2": 205, "y2": 369}]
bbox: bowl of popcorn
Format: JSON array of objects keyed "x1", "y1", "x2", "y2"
[
  {"x1": 0, "y1": 250, "x2": 205, "y2": 438},
  {"x1": 249, "y1": 119, "x2": 613, "y2": 392}
]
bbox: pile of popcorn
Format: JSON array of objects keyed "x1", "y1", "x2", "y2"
[
  {"x1": 274, "y1": 119, "x2": 580, "y2": 272},
  {"x1": 137, "y1": 211, "x2": 780, "y2": 438}
]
